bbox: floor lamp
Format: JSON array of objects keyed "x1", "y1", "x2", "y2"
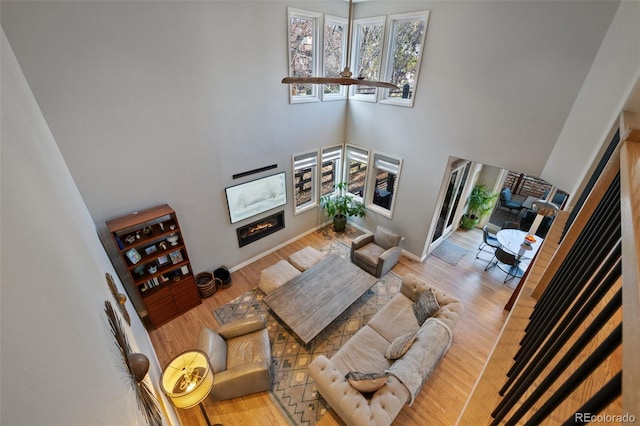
[{"x1": 160, "y1": 349, "x2": 222, "y2": 426}]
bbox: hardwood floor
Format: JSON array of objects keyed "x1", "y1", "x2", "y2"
[{"x1": 149, "y1": 225, "x2": 516, "y2": 425}]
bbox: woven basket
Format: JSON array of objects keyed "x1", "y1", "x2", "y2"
[
  {"x1": 214, "y1": 266, "x2": 232, "y2": 289},
  {"x1": 195, "y1": 272, "x2": 217, "y2": 298}
]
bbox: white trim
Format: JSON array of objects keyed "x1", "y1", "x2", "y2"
[
  {"x1": 344, "y1": 144, "x2": 370, "y2": 200},
  {"x1": 380, "y1": 10, "x2": 430, "y2": 108},
  {"x1": 291, "y1": 149, "x2": 319, "y2": 214},
  {"x1": 350, "y1": 16, "x2": 386, "y2": 102},
  {"x1": 320, "y1": 144, "x2": 343, "y2": 197},
  {"x1": 286, "y1": 8, "x2": 322, "y2": 104},
  {"x1": 322, "y1": 15, "x2": 348, "y2": 101},
  {"x1": 365, "y1": 151, "x2": 403, "y2": 218}
]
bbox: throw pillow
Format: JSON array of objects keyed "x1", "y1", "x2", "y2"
[
  {"x1": 413, "y1": 288, "x2": 440, "y2": 326},
  {"x1": 385, "y1": 332, "x2": 417, "y2": 360},
  {"x1": 345, "y1": 371, "x2": 388, "y2": 393}
]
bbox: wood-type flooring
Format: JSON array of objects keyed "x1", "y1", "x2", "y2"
[{"x1": 149, "y1": 224, "x2": 516, "y2": 425}]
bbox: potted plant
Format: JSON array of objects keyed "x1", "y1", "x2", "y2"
[
  {"x1": 320, "y1": 182, "x2": 366, "y2": 232},
  {"x1": 461, "y1": 183, "x2": 498, "y2": 230}
]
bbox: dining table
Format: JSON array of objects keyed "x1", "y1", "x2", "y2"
[{"x1": 496, "y1": 228, "x2": 544, "y2": 261}]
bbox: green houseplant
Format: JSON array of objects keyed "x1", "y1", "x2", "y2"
[
  {"x1": 320, "y1": 182, "x2": 366, "y2": 232},
  {"x1": 461, "y1": 183, "x2": 498, "y2": 230}
]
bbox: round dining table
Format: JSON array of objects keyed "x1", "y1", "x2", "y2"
[{"x1": 496, "y1": 229, "x2": 544, "y2": 259}]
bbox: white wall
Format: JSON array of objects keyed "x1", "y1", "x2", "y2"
[
  {"x1": 0, "y1": 1, "x2": 627, "y2": 280},
  {"x1": 541, "y1": 0, "x2": 640, "y2": 195},
  {"x1": 1, "y1": 30, "x2": 175, "y2": 426}
]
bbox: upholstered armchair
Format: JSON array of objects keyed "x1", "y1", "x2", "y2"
[
  {"x1": 196, "y1": 315, "x2": 272, "y2": 400},
  {"x1": 351, "y1": 225, "x2": 402, "y2": 277}
]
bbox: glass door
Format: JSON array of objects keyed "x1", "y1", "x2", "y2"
[{"x1": 431, "y1": 162, "x2": 470, "y2": 245}]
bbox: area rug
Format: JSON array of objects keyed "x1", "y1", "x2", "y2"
[
  {"x1": 213, "y1": 241, "x2": 401, "y2": 426},
  {"x1": 431, "y1": 240, "x2": 468, "y2": 265}
]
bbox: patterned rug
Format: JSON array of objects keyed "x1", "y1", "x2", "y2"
[
  {"x1": 431, "y1": 240, "x2": 468, "y2": 266},
  {"x1": 213, "y1": 241, "x2": 401, "y2": 425}
]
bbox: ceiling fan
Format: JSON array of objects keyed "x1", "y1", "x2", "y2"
[{"x1": 281, "y1": 0, "x2": 399, "y2": 90}]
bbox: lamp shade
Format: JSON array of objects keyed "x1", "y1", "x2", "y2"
[{"x1": 160, "y1": 349, "x2": 214, "y2": 409}]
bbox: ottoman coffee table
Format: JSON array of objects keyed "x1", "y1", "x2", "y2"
[{"x1": 263, "y1": 254, "x2": 377, "y2": 344}]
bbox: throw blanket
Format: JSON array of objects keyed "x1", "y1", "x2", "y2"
[{"x1": 385, "y1": 317, "x2": 453, "y2": 405}]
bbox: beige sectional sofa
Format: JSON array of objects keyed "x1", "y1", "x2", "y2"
[{"x1": 308, "y1": 273, "x2": 464, "y2": 426}]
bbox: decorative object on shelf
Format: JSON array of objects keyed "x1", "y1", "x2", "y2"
[
  {"x1": 159, "y1": 222, "x2": 165, "y2": 232},
  {"x1": 157, "y1": 255, "x2": 169, "y2": 266},
  {"x1": 126, "y1": 248, "x2": 142, "y2": 264},
  {"x1": 159, "y1": 241, "x2": 168, "y2": 251},
  {"x1": 143, "y1": 226, "x2": 153, "y2": 236},
  {"x1": 170, "y1": 250, "x2": 184, "y2": 264},
  {"x1": 145, "y1": 245, "x2": 157, "y2": 255},
  {"x1": 134, "y1": 265, "x2": 146, "y2": 276},
  {"x1": 106, "y1": 272, "x2": 131, "y2": 326},
  {"x1": 320, "y1": 182, "x2": 366, "y2": 232},
  {"x1": 281, "y1": 0, "x2": 398, "y2": 90},
  {"x1": 160, "y1": 349, "x2": 220, "y2": 426},
  {"x1": 167, "y1": 234, "x2": 179, "y2": 246},
  {"x1": 125, "y1": 234, "x2": 136, "y2": 244},
  {"x1": 104, "y1": 300, "x2": 161, "y2": 426},
  {"x1": 147, "y1": 265, "x2": 158, "y2": 274},
  {"x1": 169, "y1": 223, "x2": 176, "y2": 231},
  {"x1": 461, "y1": 183, "x2": 499, "y2": 230},
  {"x1": 181, "y1": 265, "x2": 190, "y2": 275},
  {"x1": 225, "y1": 172, "x2": 287, "y2": 224}
]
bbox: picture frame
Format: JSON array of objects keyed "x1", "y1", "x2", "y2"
[
  {"x1": 156, "y1": 255, "x2": 169, "y2": 266},
  {"x1": 169, "y1": 250, "x2": 183, "y2": 264},
  {"x1": 225, "y1": 171, "x2": 287, "y2": 224},
  {"x1": 144, "y1": 245, "x2": 157, "y2": 255}
]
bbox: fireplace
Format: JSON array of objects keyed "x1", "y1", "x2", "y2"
[{"x1": 236, "y1": 211, "x2": 285, "y2": 247}]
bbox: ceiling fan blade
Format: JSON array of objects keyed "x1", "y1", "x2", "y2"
[{"x1": 282, "y1": 76, "x2": 399, "y2": 90}]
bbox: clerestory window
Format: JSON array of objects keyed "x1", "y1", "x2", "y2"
[
  {"x1": 287, "y1": 8, "x2": 322, "y2": 103},
  {"x1": 380, "y1": 11, "x2": 430, "y2": 107}
]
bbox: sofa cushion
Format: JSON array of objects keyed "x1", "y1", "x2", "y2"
[
  {"x1": 345, "y1": 371, "x2": 388, "y2": 393},
  {"x1": 331, "y1": 325, "x2": 393, "y2": 375},
  {"x1": 258, "y1": 260, "x2": 301, "y2": 295},
  {"x1": 368, "y1": 295, "x2": 420, "y2": 343},
  {"x1": 385, "y1": 332, "x2": 417, "y2": 360},
  {"x1": 413, "y1": 288, "x2": 440, "y2": 326}
]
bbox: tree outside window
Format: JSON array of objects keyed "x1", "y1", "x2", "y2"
[
  {"x1": 382, "y1": 11, "x2": 430, "y2": 106},
  {"x1": 287, "y1": 9, "x2": 321, "y2": 101}
]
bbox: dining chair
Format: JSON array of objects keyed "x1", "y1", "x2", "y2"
[
  {"x1": 485, "y1": 247, "x2": 525, "y2": 283},
  {"x1": 501, "y1": 221, "x2": 520, "y2": 230},
  {"x1": 476, "y1": 225, "x2": 501, "y2": 260}
]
